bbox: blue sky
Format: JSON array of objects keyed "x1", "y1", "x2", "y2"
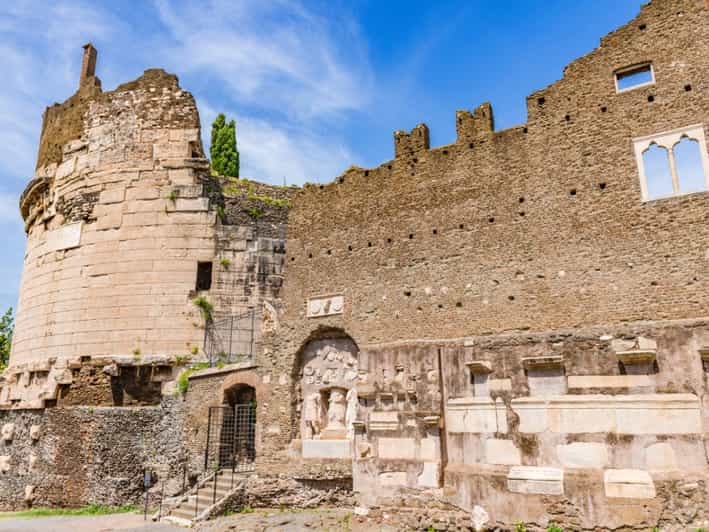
[{"x1": 0, "y1": 0, "x2": 646, "y2": 313}]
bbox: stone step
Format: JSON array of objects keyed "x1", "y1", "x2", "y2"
[
  {"x1": 170, "y1": 506, "x2": 197, "y2": 520},
  {"x1": 196, "y1": 486, "x2": 232, "y2": 499}
]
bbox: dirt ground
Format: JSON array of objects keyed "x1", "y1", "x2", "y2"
[
  {"x1": 195, "y1": 507, "x2": 400, "y2": 531},
  {"x1": 0, "y1": 512, "x2": 181, "y2": 532}
]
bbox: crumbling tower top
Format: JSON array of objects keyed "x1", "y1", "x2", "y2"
[{"x1": 79, "y1": 43, "x2": 98, "y2": 90}]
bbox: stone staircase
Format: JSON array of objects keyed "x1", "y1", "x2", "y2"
[{"x1": 163, "y1": 469, "x2": 244, "y2": 526}]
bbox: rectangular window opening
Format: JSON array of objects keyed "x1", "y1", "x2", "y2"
[
  {"x1": 615, "y1": 63, "x2": 654, "y2": 93},
  {"x1": 196, "y1": 261, "x2": 213, "y2": 291}
]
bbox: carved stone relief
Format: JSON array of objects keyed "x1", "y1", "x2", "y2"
[
  {"x1": 307, "y1": 295, "x2": 344, "y2": 318},
  {"x1": 298, "y1": 337, "x2": 359, "y2": 442}
]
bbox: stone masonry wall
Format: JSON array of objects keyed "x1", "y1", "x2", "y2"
[
  {"x1": 257, "y1": 0, "x2": 709, "y2": 529},
  {"x1": 281, "y1": 0, "x2": 709, "y2": 345},
  {"x1": 0, "y1": 402, "x2": 184, "y2": 511}
]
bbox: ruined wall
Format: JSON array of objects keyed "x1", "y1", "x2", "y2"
[
  {"x1": 264, "y1": 0, "x2": 709, "y2": 529},
  {"x1": 0, "y1": 403, "x2": 184, "y2": 510},
  {"x1": 283, "y1": 0, "x2": 709, "y2": 344}
]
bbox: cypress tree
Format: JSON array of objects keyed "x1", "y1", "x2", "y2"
[{"x1": 210, "y1": 113, "x2": 240, "y2": 178}]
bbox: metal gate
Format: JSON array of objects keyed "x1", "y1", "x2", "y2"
[{"x1": 204, "y1": 404, "x2": 256, "y2": 473}]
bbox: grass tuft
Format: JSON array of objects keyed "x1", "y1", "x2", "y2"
[{"x1": 0, "y1": 504, "x2": 139, "y2": 519}]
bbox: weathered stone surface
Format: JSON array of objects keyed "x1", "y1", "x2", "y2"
[
  {"x1": 645, "y1": 442, "x2": 677, "y2": 471},
  {"x1": 604, "y1": 469, "x2": 655, "y2": 499},
  {"x1": 513, "y1": 394, "x2": 701, "y2": 435},
  {"x1": 507, "y1": 466, "x2": 564, "y2": 495},
  {"x1": 556, "y1": 442, "x2": 608, "y2": 469},
  {"x1": 301, "y1": 439, "x2": 351, "y2": 459},
  {"x1": 446, "y1": 398, "x2": 507, "y2": 433},
  {"x1": 484, "y1": 438, "x2": 521, "y2": 466},
  {"x1": 378, "y1": 438, "x2": 416, "y2": 460}
]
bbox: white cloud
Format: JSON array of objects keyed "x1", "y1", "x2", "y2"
[
  {"x1": 0, "y1": 2, "x2": 116, "y2": 181},
  {"x1": 198, "y1": 101, "x2": 352, "y2": 185},
  {"x1": 154, "y1": 0, "x2": 372, "y2": 121}
]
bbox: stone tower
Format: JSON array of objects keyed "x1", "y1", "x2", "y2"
[{"x1": 1, "y1": 47, "x2": 215, "y2": 408}]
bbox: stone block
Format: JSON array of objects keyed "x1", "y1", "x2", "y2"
[
  {"x1": 369, "y1": 411, "x2": 398, "y2": 431},
  {"x1": 154, "y1": 142, "x2": 189, "y2": 159},
  {"x1": 168, "y1": 169, "x2": 195, "y2": 186},
  {"x1": 527, "y1": 367, "x2": 567, "y2": 396},
  {"x1": 417, "y1": 462, "x2": 440, "y2": 487},
  {"x1": 1, "y1": 423, "x2": 15, "y2": 442},
  {"x1": 29, "y1": 425, "x2": 41, "y2": 441},
  {"x1": 379, "y1": 471, "x2": 407, "y2": 487},
  {"x1": 446, "y1": 397, "x2": 507, "y2": 433},
  {"x1": 301, "y1": 439, "x2": 351, "y2": 459},
  {"x1": 420, "y1": 437, "x2": 440, "y2": 461},
  {"x1": 513, "y1": 394, "x2": 701, "y2": 435},
  {"x1": 0, "y1": 455, "x2": 10, "y2": 473},
  {"x1": 99, "y1": 187, "x2": 125, "y2": 204},
  {"x1": 489, "y1": 378, "x2": 512, "y2": 392},
  {"x1": 307, "y1": 294, "x2": 344, "y2": 318},
  {"x1": 567, "y1": 375, "x2": 656, "y2": 389},
  {"x1": 126, "y1": 186, "x2": 160, "y2": 201},
  {"x1": 645, "y1": 442, "x2": 677, "y2": 471},
  {"x1": 174, "y1": 197, "x2": 209, "y2": 212},
  {"x1": 55, "y1": 157, "x2": 76, "y2": 179},
  {"x1": 378, "y1": 438, "x2": 416, "y2": 460},
  {"x1": 556, "y1": 442, "x2": 608, "y2": 468},
  {"x1": 507, "y1": 466, "x2": 564, "y2": 495},
  {"x1": 485, "y1": 438, "x2": 521, "y2": 465},
  {"x1": 46, "y1": 222, "x2": 82, "y2": 252},
  {"x1": 604, "y1": 469, "x2": 655, "y2": 499}
]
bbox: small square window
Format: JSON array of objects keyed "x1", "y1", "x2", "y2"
[
  {"x1": 615, "y1": 63, "x2": 654, "y2": 93},
  {"x1": 196, "y1": 262, "x2": 213, "y2": 291}
]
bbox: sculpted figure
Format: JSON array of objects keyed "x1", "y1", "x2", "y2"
[
  {"x1": 302, "y1": 392, "x2": 322, "y2": 439},
  {"x1": 325, "y1": 388, "x2": 347, "y2": 431},
  {"x1": 346, "y1": 388, "x2": 358, "y2": 439}
]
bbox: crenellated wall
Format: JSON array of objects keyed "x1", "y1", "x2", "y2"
[
  {"x1": 262, "y1": 0, "x2": 709, "y2": 528},
  {"x1": 2, "y1": 1, "x2": 709, "y2": 527}
]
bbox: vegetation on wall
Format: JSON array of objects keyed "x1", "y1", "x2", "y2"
[
  {"x1": 193, "y1": 296, "x2": 214, "y2": 322},
  {"x1": 0, "y1": 308, "x2": 13, "y2": 373},
  {"x1": 210, "y1": 113, "x2": 240, "y2": 178},
  {"x1": 176, "y1": 362, "x2": 210, "y2": 395}
]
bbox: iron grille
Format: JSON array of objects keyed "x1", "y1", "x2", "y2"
[
  {"x1": 204, "y1": 405, "x2": 256, "y2": 473},
  {"x1": 203, "y1": 310, "x2": 256, "y2": 367}
]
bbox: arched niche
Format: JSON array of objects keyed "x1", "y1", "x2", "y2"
[{"x1": 291, "y1": 328, "x2": 360, "y2": 447}]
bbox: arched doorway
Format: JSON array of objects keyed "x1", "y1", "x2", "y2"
[{"x1": 210, "y1": 383, "x2": 256, "y2": 471}]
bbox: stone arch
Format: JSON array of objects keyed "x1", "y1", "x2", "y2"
[
  {"x1": 290, "y1": 327, "x2": 360, "y2": 443},
  {"x1": 220, "y1": 370, "x2": 262, "y2": 404},
  {"x1": 218, "y1": 370, "x2": 261, "y2": 466}
]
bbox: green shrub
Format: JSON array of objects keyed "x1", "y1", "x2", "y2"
[
  {"x1": 247, "y1": 207, "x2": 263, "y2": 219},
  {"x1": 193, "y1": 296, "x2": 213, "y2": 322},
  {"x1": 176, "y1": 362, "x2": 210, "y2": 395},
  {"x1": 216, "y1": 205, "x2": 226, "y2": 223}
]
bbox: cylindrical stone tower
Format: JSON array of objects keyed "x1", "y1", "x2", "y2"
[{"x1": 1, "y1": 45, "x2": 216, "y2": 408}]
